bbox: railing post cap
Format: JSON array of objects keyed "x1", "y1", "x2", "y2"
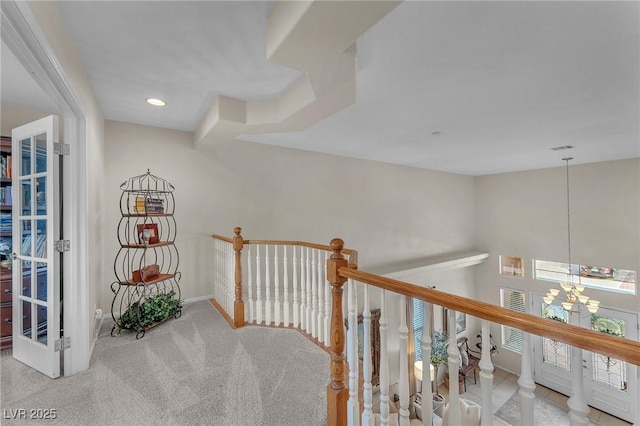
[
  {"x1": 234, "y1": 227, "x2": 242, "y2": 236},
  {"x1": 330, "y1": 238, "x2": 344, "y2": 259}
]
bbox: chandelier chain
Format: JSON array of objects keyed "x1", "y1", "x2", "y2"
[{"x1": 565, "y1": 157, "x2": 572, "y2": 274}]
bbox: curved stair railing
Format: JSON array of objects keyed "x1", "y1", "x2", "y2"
[{"x1": 211, "y1": 229, "x2": 640, "y2": 426}]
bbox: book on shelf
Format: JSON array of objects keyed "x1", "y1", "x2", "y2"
[
  {"x1": 0, "y1": 155, "x2": 11, "y2": 179},
  {"x1": 0, "y1": 186, "x2": 12, "y2": 207},
  {"x1": 133, "y1": 196, "x2": 165, "y2": 214}
]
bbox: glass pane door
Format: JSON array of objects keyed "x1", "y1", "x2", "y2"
[
  {"x1": 582, "y1": 307, "x2": 638, "y2": 423},
  {"x1": 11, "y1": 115, "x2": 60, "y2": 378}
]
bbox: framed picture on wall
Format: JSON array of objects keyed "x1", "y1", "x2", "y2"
[{"x1": 443, "y1": 307, "x2": 466, "y2": 335}]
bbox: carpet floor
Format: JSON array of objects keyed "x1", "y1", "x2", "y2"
[{"x1": 0, "y1": 301, "x2": 329, "y2": 426}]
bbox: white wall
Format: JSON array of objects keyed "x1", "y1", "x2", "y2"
[
  {"x1": 474, "y1": 158, "x2": 640, "y2": 373},
  {"x1": 23, "y1": 0, "x2": 106, "y2": 373},
  {"x1": 103, "y1": 120, "x2": 478, "y2": 314}
]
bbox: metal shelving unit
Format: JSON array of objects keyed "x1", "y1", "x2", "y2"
[{"x1": 110, "y1": 170, "x2": 181, "y2": 339}]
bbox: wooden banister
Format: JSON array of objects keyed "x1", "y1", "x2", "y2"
[
  {"x1": 211, "y1": 234, "x2": 233, "y2": 243},
  {"x1": 240, "y1": 239, "x2": 357, "y2": 265},
  {"x1": 232, "y1": 227, "x2": 245, "y2": 328},
  {"x1": 211, "y1": 230, "x2": 640, "y2": 426},
  {"x1": 337, "y1": 266, "x2": 640, "y2": 366},
  {"x1": 326, "y1": 238, "x2": 348, "y2": 426}
]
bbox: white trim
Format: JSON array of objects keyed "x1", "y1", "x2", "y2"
[
  {"x1": 384, "y1": 252, "x2": 490, "y2": 282},
  {"x1": 89, "y1": 314, "x2": 105, "y2": 360},
  {"x1": 184, "y1": 294, "x2": 216, "y2": 304},
  {"x1": 1, "y1": 0, "x2": 90, "y2": 375}
]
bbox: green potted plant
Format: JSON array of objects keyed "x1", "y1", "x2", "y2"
[
  {"x1": 429, "y1": 330, "x2": 449, "y2": 416},
  {"x1": 117, "y1": 290, "x2": 182, "y2": 331}
]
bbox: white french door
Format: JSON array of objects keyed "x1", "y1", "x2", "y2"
[
  {"x1": 11, "y1": 115, "x2": 61, "y2": 378},
  {"x1": 533, "y1": 293, "x2": 638, "y2": 423},
  {"x1": 582, "y1": 308, "x2": 637, "y2": 423}
]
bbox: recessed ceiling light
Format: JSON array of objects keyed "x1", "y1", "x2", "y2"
[{"x1": 146, "y1": 98, "x2": 166, "y2": 107}]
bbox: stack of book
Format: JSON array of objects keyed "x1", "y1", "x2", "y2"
[
  {"x1": 145, "y1": 197, "x2": 164, "y2": 214},
  {"x1": 134, "y1": 196, "x2": 165, "y2": 214},
  {"x1": 0, "y1": 213, "x2": 11, "y2": 234},
  {"x1": 1, "y1": 155, "x2": 12, "y2": 179},
  {"x1": 0, "y1": 186, "x2": 12, "y2": 207}
]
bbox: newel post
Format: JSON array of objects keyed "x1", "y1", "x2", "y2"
[
  {"x1": 232, "y1": 227, "x2": 245, "y2": 328},
  {"x1": 327, "y1": 238, "x2": 349, "y2": 426}
]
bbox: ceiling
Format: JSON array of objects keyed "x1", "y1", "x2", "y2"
[{"x1": 2, "y1": 1, "x2": 638, "y2": 176}]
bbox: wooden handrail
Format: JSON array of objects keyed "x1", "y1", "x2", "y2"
[
  {"x1": 338, "y1": 266, "x2": 640, "y2": 366},
  {"x1": 211, "y1": 234, "x2": 233, "y2": 243},
  {"x1": 212, "y1": 234, "x2": 358, "y2": 266}
]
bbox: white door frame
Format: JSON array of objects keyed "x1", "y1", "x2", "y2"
[{"x1": 1, "y1": 1, "x2": 90, "y2": 375}]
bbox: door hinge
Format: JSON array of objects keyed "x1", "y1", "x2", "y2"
[
  {"x1": 55, "y1": 336, "x2": 70, "y2": 352},
  {"x1": 54, "y1": 240, "x2": 70, "y2": 252},
  {"x1": 54, "y1": 143, "x2": 70, "y2": 156}
]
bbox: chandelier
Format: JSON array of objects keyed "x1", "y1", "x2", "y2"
[{"x1": 544, "y1": 158, "x2": 599, "y2": 314}]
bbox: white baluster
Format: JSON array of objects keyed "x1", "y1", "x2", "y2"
[
  {"x1": 311, "y1": 248, "x2": 318, "y2": 338},
  {"x1": 293, "y1": 246, "x2": 299, "y2": 328},
  {"x1": 255, "y1": 245, "x2": 262, "y2": 324},
  {"x1": 265, "y1": 245, "x2": 272, "y2": 325},
  {"x1": 347, "y1": 279, "x2": 359, "y2": 425},
  {"x1": 362, "y1": 285, "x2": 374, "y2": 426},
  {"x1": 446, "y1": 308, "x2": 461, "y2": 426},
  {"x1": 519, "y1": 331, "x2": 536, "y2": 425},
  {"x1": 567, "y1": 315, "x2": 589, "y2": 426},
  {"x1": 227, "y1": 242, "x2": 233, "y2": 317},
  {"x1": 247, "y1": 246, "x2": 254, "y2": 323},
  {"x1": 398, "y1": 296, "x2": 410, "y2": 426},
  {"x1": 316, "y1": 249, "x2": 324, "y2": 342},
  {"x1": 274, "y1": 246, "x2": 281, "y2": 326},
  {"x1": 379, "y1": 290, "x2": 390, "y2": 426},
  {"x1": 300, "y1": 247, "x2": 306, "y2": 330},
  {"x1": 283, "y1": 246, "x2": 290, "y2": 327},
  {"x1": 305, "y1": 247, "x2": 312, "y2": 334},
  {"x1": 324, "y1": 251, "x2": 331, "y2": 347},
  {"x1": 479, "y1": 319, "x2": 494, "y2": 426},
  {"x1": 421, "y1": 301, "x2": 433, "y2": 426}
]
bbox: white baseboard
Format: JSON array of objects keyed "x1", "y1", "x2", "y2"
[
  {"x1": 102, "y1": 294, "x2": 215, "y2": 321},
  {"x1": 183, "y1": 294, "x2": 215, "y2": 304},
  {"x1": 89, "y1": 314, "x2": 105, "y2": 359}
]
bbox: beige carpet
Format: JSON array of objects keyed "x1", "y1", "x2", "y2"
[{"x1": 0, "y1": 301, "x2": 328, "y2": 425}]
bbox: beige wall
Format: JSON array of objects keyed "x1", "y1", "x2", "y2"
[
  {"x1": 1, "y1": 104, "x2": 55, "y2": 135},
  {"x1": 474, "y1": 158, "x2": 640, "y2": 373},
  {"x1": 104, "y1": 120, "x2": 478, "y2": 313}
]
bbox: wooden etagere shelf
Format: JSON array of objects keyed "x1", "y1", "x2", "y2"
[{"x1": 111, "y1": 170, "x2": 182, "y2": 339}]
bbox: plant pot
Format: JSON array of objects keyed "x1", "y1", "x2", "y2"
[
  {"x1": 433, "y1": 393, "x2": 445, "y2": 418},
  {"x1": 444, "y1": 372, "x2": 465, "y2": 394}
]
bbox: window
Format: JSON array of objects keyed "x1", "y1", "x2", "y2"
[
  {"x1": 500, "y1": 288, "x2": 525, "y2": 353},
  {"x1": 499, "y1": 255, "x2": 524, "y2": 277},
  {"x1": 534, "y1": 259, "x2": 636, "y2": 295}
]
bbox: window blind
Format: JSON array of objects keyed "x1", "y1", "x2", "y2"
[
  {"x1": 501, "y1": 288, "x2": 525, "y2": 353},
  {"x1": 412, "y1": 298, "x2": 424, "y2": 361}
]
